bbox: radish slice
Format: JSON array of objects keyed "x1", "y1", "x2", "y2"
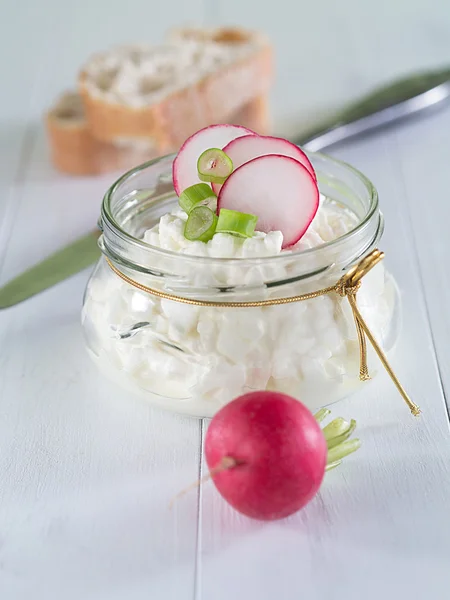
[
  {"x1": 173, "y1": 124, "x2": 256, "y2": 195},
  {"x1": 212, "y1": 134, "x2": 316, "y2": 195},
  {"x1": 217, "y1": 155, "x2": 319, "y2": 248}
]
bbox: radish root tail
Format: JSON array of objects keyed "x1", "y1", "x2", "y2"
[{"x1": 169, "y1": 456, "x2": 237, "y2": 509}]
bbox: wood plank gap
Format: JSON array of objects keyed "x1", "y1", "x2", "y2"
[
  {"x1": 0, "y1": 126, "x2": 37, "y2": 279},
  {"x1": 0, "y1": 5, "x2": 59, "y2": 281},
  {"x1": 193, "y1": 418, "x2": 205, "y2": 600}
]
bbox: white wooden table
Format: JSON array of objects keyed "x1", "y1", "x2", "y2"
[{"x1": 2, "y1": 2, "x2": 450, "y2": 598}]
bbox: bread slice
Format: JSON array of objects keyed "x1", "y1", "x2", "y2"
[
  {"x1": 229, "y1": 94, "x2": 270, "y2": 134},
  {"x1": 46, "y1": 91, "x2": 270, "y2": 176},
  {"x1": 45, "y1": 91, "x2": 156, "y2": 176},
  {"x1": 46, "y1": 27, "x2": 272, "y2": 176},
  {"x1": 79, "y1": 26, "x2": 272, "y2": 150}
]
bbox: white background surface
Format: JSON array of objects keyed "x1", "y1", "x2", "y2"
[{"x1": 2, "y1": 2, "x2": 450, "y2": 598}]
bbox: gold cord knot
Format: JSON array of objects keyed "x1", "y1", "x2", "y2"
[
  {"x1": 338, "y1": 249, "x2": 385, "y2": 289},
  {"x1": 105, "y1": 247, "x2": 420, "y2": 416},
  {"x1": 334, "y1": 251, "x2": 384, "y2": 298},
  {"x1": 334, "y1": 280, "x2": 361, "y2": 298}
]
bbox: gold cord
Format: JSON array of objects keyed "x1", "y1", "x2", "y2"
[{"x1": 105, "y1": 249, "x2": 420, "y2": 416}]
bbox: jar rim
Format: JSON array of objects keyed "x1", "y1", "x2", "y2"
[{"x1": 101, "y1": 151, "x2": 379, "y2": 266}]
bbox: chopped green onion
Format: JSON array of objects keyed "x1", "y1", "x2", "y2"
[
  {"x1": 197, "y1": 148, "x2": 233, "y2": 184},
  {"x1": 184, "y1": 206, "x2": 218, "y2": 243},
  {"x1": 179, "y1": 183, "x2": 217, "y2": 214},
  {"x1": 216, "y1": 209, "x2": 258, "y2": 238}
]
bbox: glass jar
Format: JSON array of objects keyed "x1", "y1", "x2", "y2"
[{"x1": 82, "y1": 152, "x2": 400, "y2": 417}]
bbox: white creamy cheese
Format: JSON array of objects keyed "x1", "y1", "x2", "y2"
[
  {"x1": 142, "y1": 195, "x2": 357, "y2": 257},
  {"x1": 82, "y1": 197, "x2": 396, "y2": 416}
]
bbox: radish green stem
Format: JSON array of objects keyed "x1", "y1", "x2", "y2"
[
  {"x1": 314, "y1": 408, "x2": 331, "y2": 423},
  {"x1": 327, "y1": 439, "x2": 361, "y2": 464},
  {"x1": 327, "y1": 419, "x2": 357, "y2": 450},
  {"x1": 325, "y1": 460, "x2": 342, "y2": 472},
  {"x1": 320, "y1": 413, "x2": 361, "y2": 471},
  {"x1": 322, "y1": 417, "x2": 350, "y2": 442}
]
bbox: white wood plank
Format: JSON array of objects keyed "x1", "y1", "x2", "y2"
[
  {"x1": 0, "y1": 272, "x2": 202, "y2": 599},
  {"x1": 0, "y1": 2, "x2": 59, "y2": 267},
  {"x1": 388, "y1": 104, "x2": 450, "y2": 408},
  {"x1": 3, "y1": 2, "x2": 450, "y2": 598},
  {"x1": 0, "y1": 3, "x2": 210, "y2": 599},
  {"x1": 213, "y1": 0, "x2": 450, "y2": 136},
  {"x1": 0, "y1": 121, "x2": 203, "y2": 600},
  {"x1": 0, "y1": 0, "x2": 206, "y2": 275},
  {"x1": 197, "y1": 125, "x2": 450, "y2": 599},
  {"x1": 1, "y1": 0, "x2": 205, "y2": 122},
  {"x1": 0, "y1": 126, "x2": 119, "y2": 285}
]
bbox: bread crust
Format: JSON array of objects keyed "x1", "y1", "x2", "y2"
[
  {"x1": 229, "y1": 94, "x2": 270, "y2": 135},
  {"x1": 45, "y1": 92, "x2": 156, "y2": 176},
  {"x1": 79, "y1": 27, "x2": 273, "y2": 148}
]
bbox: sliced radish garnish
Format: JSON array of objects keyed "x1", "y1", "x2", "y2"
[
  {"x1": 212, "y1": 134, "x2": 316, "y2": 195},
  {"x1": 173, "y1": 124, "x2": 256, "y2": 195},
  {"x1": 217, "y1": 155, "x2": 319, "y2": 248}
]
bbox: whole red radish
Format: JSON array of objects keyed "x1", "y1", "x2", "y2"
[{"x1": 205, "y1": 391, "x2": 327, "y2": 520}]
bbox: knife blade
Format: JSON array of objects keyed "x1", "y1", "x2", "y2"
[
  {"x1": 2, "y1": 66, "x2": 450, "y2": 308},
  {"x1": 297, "y1": 67, "x2": 450, "y2": 150},
  {"x1": 0, "y1": 230, "x2": 101, "y2": 309}
]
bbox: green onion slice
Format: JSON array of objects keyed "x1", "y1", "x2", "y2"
[
  {"x1": 197, "y1": 148, "x2": 233, "y2": 184},
  {"x1": 179, "y1": 183, "x2": 217, "y2": 214},
  {"x1": 216, "y1": 209, "x2": 258, "y2": 238},
  {"x1": 184, "y1": 206, "x2": 218, "y2": 243}
]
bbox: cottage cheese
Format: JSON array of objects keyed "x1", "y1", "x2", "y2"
[
  {"x1": 82, "y1": 196, "x2": 397, "y2": 416},
  {"x1": 143, "y1": 196, "x2": 357, "y2": 257}
]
